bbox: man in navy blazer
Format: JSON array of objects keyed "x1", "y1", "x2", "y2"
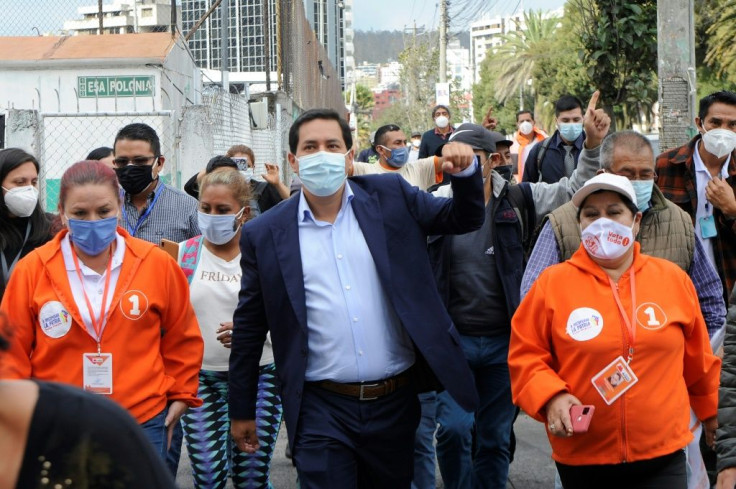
[{"x1": 229, "y1": 108, "x2": 484, "y2": 488}]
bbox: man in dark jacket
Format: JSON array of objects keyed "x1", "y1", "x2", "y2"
[
  {"x1": 429, "y1": 90, "x2": 610, "y2": 488},
  {"x1": 523, "y1": 95, "x2": 586, "y2": 184}
]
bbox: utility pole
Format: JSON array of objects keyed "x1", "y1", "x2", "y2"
[
  {"x1": 657, "y1": 0, "x2": 696, "y2": 151},
  {"x1": 439, "y1": 0, "x2": 447, "y2": 83},
  {"x1": 98, "y1": 0, "x2": 104, "y2": 34},
  {"x1": 220, "y1": 0, "x2": 229, "y2": 92}
]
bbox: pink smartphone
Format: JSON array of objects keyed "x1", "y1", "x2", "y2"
[{"x1": 570, "y1": 405, "x2": 595, "y2": 433}]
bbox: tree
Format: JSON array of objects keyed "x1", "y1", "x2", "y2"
[
  {"x1": 531, "y1": 4, "x2": 593, "y2": 129},
  {"x1": 354, "y1": 84, "x2": 375, "y2": 149},
  {"x1": 491, "y1": 10, "x2": 560, "y2": 106},
  {"x1": 396, "y1": 30, "x2": 440, "y2": 132},
  {"x1": 704, "y1": 1, "x2": 736, "y2": 84},
  {"x1": 569, "y1": 0, "x2": 658, "y2": 130}
]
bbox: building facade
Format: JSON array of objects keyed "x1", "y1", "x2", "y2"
[{"x1": 63, "y1": 0, "x2": 173, "y2": 35}]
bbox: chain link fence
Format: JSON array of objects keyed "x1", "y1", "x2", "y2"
[
  {"x1": 37, "y1": 111, "x2": 177, "y2": 211},
  {"x1": 1, "y1": 1, "x2": 178, "y2": 37},
  {"x1": 197, "y1": 86, "x2": 287, "y2": 183}
]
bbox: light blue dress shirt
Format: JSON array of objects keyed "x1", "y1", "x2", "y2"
[{"x1": 297, "y1": 182, "x2": 416, "y2": 383}]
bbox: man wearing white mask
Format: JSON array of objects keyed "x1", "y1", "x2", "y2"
[
  {"x1": 657, "y1": 90, "x2": 736, "y2": 303},
  {"x1": 523, "y1": 95, "x2": 586, "y2": 184},
  {"x1": 510, "y1": 110, "x2": 547, "y2": 178},
  {"x1": 409, "y1": 131, "x2": 422, "y2": 162},
  {"x1": 418, "y1": 105, "x2": 455, "y2": 159}
]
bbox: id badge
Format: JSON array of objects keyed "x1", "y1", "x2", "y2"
[
  {"x1": 700, "y1": 215, "x2": 718, "y2": 239},
  {"x1": 82, "y1": 353, "x2": 113, "y2": 395},
  {"x1": 591, "y1": 356, "x2": 638, "y2": 405}
]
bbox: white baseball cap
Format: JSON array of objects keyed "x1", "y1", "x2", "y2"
[{"x1": 572, "y1": 173, "x2": 638, "y2": 208}]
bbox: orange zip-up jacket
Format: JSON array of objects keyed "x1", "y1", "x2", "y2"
[
  {"x1": 509, "y1": 243, "x2": 720, "y2": 466},
  {"x1": 0, "y1": 228, "x2": 203, "y2": 424}
]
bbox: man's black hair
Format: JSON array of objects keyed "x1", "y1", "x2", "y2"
[
  {"x1": 114, "y1": 123, "x2": 161, "y2": 156},
  {"x1": 288, "y1": 109, "x2": 353, "y2": 153},
  {"x1": 86, "y1": 146, "x2": 114, "y2": 161},
  {"x1": 431, "y1": 105, "x2": 451, "y2": 118},
  {"x1": 374, "y1": 124, "x2": 402, "y2": 148},
  {"x1": 205, "y1": 155, "x2": 237, "y2": 173},
  {"x1": 555, "y1": 95, "x2": 584, "y2": 117},
  {"x1": 698, "y1": 91, "x2": 736, "y2": 122},
  {"x1": 516, "y1": 110, "x2": 533, "y2": 122}
]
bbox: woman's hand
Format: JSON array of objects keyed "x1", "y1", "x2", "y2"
[
  {"x1": 704, "y1": 416, "x2": 718, "y2": 449},
  {"x1": 545, "y1": 392, "x2": 581, "y2": 437},
  {"x1": 216, "y1": 321, "x2": 233, "y2": 348}
]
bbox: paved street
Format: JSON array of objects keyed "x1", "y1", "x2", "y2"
[{"x1": 175, "y1": 412, "x2": 555, "y2": 488}]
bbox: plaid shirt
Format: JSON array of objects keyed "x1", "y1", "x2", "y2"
[{"x1": 656, "y1": 135, "x2": 736, "y2": 300}]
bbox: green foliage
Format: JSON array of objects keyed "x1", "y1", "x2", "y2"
[
  {"x1": 704, "y1": 1, "x2": 736, "y2": 84},
  {"x1": 569, "y1": 0, "x2": 658, "y2": 129},
  {"x1": 395, "y1": 32, "x2": 440, "y2": 132},
  {"x1": 531, "y1": 4, "x2": 593, "y2": 128},
  {"x1": 491, "y1": 10, "x2": 560, "y2": 105}
]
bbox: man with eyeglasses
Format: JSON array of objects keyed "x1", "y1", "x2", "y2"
[
  {"x1": 113, "y1": 123, "x2": 200, "y2": 246},
  {"x1": 522, "y1": 130, "x2": 724, "y2": 335}
]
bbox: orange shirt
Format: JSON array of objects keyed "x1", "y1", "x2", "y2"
[
  {"x1": 0, "y1": 228, "x2": 203, "y2": 423},
  {"x1": 509, "y1": 244, "x2": 720, "y2": 465}
]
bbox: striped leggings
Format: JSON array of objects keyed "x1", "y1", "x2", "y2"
[{"x1": 182, "y1": 364, "x2": 283, "y2": 489}]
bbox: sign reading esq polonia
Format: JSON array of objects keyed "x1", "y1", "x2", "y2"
[{"x1": 78, "y1": 76, "x2": 155, "y2": 98}]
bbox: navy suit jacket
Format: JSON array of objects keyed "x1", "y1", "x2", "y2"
[{"x1": 229, "y1": 169, "x2": 484, "y2": 448}]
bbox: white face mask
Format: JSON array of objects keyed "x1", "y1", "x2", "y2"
[
  {"x1": 412, "y1": 139, "x2": 421, "y2": 148},
  {"x1": 240, "y1": 168, "x2": 255, "y2": 182},
  {"x1": 435, "y1": 115, "x2": 450, "y2": 129},
  {"x1": 580, "y1": 217, "x2": 635, "y2": 261},
  {"x1": 701, "y1": 127, "x2": 736, "y2": 159},
  {"x1": 2, "y1": 185, "x2": 39, "y2": 217},
  {"x1": 519, "y1": 121, "x2": 534, "y2": 135}
]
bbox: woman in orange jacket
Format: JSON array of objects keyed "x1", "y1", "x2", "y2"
[
  {"x1": 0, "y1": 160, "x2": 204, "y2": 461},
  {"x1": 509, "y1": 173, "x2": 720, "y2": 489}
]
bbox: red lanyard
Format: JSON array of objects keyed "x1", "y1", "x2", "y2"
[
  {"x1": 609, "y1": 268, "x2": 637, "y2": 363},
  {"x1": 71, "y1": 245, "x2": 113, "y2": 354}
]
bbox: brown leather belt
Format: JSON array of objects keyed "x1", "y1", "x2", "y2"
[{"x1": 312, "y1": 371, "x2": 410, "y2": 401}]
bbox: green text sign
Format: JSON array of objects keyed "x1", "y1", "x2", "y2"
[{"x1": 78, "y1": 76, "x2": 155, "y2": 98}]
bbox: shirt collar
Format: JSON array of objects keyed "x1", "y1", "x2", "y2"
[
  {"x1": 297, "y1": 181, "x2": 354, "y2": 225},
  {"x1": 434, "y1": 126, "x2": 454, "y2": 138},
  {"x1": 61, "y1": 232, "x2": 126, "y2": 274},
  {"x1": 693, "y1": 140, "x2": 730, "y2": 178}
]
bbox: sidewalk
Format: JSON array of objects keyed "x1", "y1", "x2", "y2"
[{"x1": 175, "y1": 412, "x2": 555, "y2": 488}]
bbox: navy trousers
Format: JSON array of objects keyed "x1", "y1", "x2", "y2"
[{"x1": 293, "y1": 382, "x2": 421, "y2": 489}]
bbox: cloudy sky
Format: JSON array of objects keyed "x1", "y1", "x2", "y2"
[{"x1": 352, "y1": 0, "x2": 566, "y2": 31}]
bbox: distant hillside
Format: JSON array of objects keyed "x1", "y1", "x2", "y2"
[{"x1": 354, "y1": 30, "x2": 469, "y2": 65}]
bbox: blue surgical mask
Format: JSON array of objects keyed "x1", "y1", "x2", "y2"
[
  {"x1": 66, "y1": 216, "x2": 118, "y2": 256},
  {"x1": 558, "y1": 122, "x2": 583, "y2": 142},
  {"x1": 198, "y1": 208, "x2": 245, "y2": 245},
  {"x1": 630, "y1": 180, "x2": 654, "y2": 212},
  {"x1": 297, "y1": 150, "x2": 348, "y2": 197},
  {"x1": 380, "y1": 145, "x2": 409, "y2": 168}
]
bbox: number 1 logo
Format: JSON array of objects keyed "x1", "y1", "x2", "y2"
[
  {"x1": 120, "y1": 290, "x2": 149, "y2": 320},
  {"x1": 636, "y1": 303, "x2": 667, "y2": 331}
]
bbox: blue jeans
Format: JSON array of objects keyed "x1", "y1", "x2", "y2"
[
  {"x1": 411, "y1": 391, "x2": 437, "y2": 489},
  {"x1": 139, "y1": 407, "x2": 184, "y2": 477},
  {"x1": 140, "y1": 409, "x2": 168, "y2": 459},
  {"x1": 436, "y1": 334, "x2": 515, "y2": 489}
]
